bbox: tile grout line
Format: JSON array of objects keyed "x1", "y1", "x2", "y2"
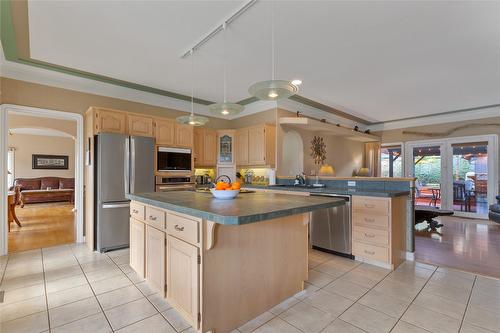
[
  {"x1": 71, "y1": 246, "x2": 116, "y2": 332},
  {"x1": 387, "y1": 265, "x2": 439, "y2": 332},
  {"x1": 108, "y1": 252, "x2": 181, "y2": 332},
  {"x1": 458, "y1": 275, "x2": 477, "y2": 332},
  {"x1": 40, "y1": 248, "x2": 52, "y2": 332}
]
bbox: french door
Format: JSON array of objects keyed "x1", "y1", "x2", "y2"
[{"x1": 406, "y1": 135, "x2": 498, "y2": 218}]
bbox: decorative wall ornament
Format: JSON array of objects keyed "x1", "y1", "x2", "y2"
[
  {"x1": 403, "y1": 123, "x2": 500, "y2": 137},
  {"x1": 310, "y1": 136, "x2": 326, "y2": 165}
]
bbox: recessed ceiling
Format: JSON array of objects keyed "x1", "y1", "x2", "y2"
[{"x1": 16, "y1": 1, "x2": 500, "y2": 122}]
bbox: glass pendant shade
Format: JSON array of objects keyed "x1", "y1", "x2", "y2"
[
  {"x1": 209, "y1": 102, "x2": 244, "y2": 116},
  {"x1": 176, "y1": 114, "x2": 209, "y2": 126},
  {"x1": 248, "y1": 79, "x2": 298, "y2": 101}
]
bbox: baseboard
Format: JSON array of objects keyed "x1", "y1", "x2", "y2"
[{"x1": 353, "y1": 256, "x2": 393, "y2": 270}]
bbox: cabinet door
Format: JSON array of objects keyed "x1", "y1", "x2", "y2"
[
  {"x1": 146, "y1": 225, "x2": 166, "y2": 295},
  {"x1": 176, "y1": 124, "x2": 193, "y2": 147},
  {"x1": 128, "y1": 115, "x2": 154, "y2": 137},
  {"x1": 97, "y1": 110, "x2": 126, "y2": 134},
  {"x1": 155, "y1": 119, "x2": 175, "y2": 145},
  {"x1": 248, "y1": 126, "x2": 265, "y2": 165},
  {"x1": 193, "y1": 128, "x2": 204, "y2": 167},
  {"x1": 235, "y1": 129, "x2": 249, "y2": 166},
  {"x1": 130, "y1": 218, "x2": 145, "y2": 279},
  {"x1": 167, "y1": 235, "x2": 199, "y2": 328},
  {"x1": 203, "y1": 129, "x2": 217, "y2": 166}
]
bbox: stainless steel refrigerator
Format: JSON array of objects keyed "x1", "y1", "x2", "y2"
[{"x1": 94, "y1": 133, "x2": 155, "y2": 252}]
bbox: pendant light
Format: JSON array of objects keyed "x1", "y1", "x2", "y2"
[
  {"x1": 248, "y1": 1, "x2": 299, "y2": 101},
  {"x1": 209, "y1": 23, "x2": 244, "y2": 116},
  {"x1": 176, "y1": 49, "x2": 209, "y2": 126}
]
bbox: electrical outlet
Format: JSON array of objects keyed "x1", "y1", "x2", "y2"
[{"x1": 347, "y1": 181, "x2": 356, "y2": 187}]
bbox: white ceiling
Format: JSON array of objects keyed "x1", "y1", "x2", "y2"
[{"x1": 23, "y1": 1, "x2": 500, "y2": 123}]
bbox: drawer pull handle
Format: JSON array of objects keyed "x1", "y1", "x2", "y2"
[
  {"x1": 364, "y1": 250, "x2": 375, "y2": 255},
  {"x1": 364, "y1": 204, "x2": 375, "y2": 208},
  {"x1": 364, "y1": 233, "x2": 375, "y2": 238},
  {"x1": 364, "y1": 218, "x2": 375, "y2": 223},
  {"x1": 149, "y1": 215, "x2": 157, "y2": 221},
  {"x1": 132, "y1": 209, "x2": 139, "y2": 214},
  {"x1": 174, "y1": 224, "x2": 184, "y2": 232}
]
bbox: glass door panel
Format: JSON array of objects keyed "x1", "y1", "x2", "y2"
[
  {"x1": 381, "y1": 146, "x2": 402, "y2": 177},
  {"x1": 412, "y1": 146, "x2": 442, "y2": 208},
  {"x1": 451, "y1": 142, "x2": 488, "y2": 215}
]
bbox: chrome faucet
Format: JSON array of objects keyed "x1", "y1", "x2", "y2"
[{"x1": 295, "y1": 172, "x2": 306, "y2": 186}]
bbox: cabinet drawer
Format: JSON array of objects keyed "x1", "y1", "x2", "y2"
[
  {"x1": 130, "y1": 202, "x2": 145, "y2": 221},
  {"x1": 167, "y1": 213, "x2": 199, "y2": 245},
  {"x1": 353, "y1": 242, "x2": 389, "y2": 263},
  {"x1": 353, "y1": 226, "x2": 389, "y2": 247},
  {"x1": 352, "y1": 196, "x2": 390, "y2": 215},
  {"x1": 352, "y1": 213, "x2": 389, "y2": 229},
  {"x1": 146, "y1": 206, "x2": 166, "y2": 230}
]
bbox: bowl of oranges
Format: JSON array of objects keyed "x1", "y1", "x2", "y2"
[{"x1": 210, "y1": 181, "x2": 241, "y2": 199}]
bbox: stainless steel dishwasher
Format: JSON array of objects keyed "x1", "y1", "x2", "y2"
[{"x1": 310, "y1": 193, "x2": 353, "y2": 258}]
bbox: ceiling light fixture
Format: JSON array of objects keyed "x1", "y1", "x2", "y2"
[
  {"x1": 209, "y1": 23, "x2": 244, "y2": 117},
  {"x1": 176, "y1": 49, "x2": 209, "y2": 126},
  {"x1": 248, "y1": 1, "x2": 299, "y2": 101}
]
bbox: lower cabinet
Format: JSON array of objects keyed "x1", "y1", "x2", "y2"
[
  {"x1": 130, "y1": 218, "x2": 145, "y2": 279},
  {"x1": 167, "y1": 235, "x2": 200, "y2": 329},
  {"x1": 145, "y1": 225, "x2": 166, "y2": 295}
]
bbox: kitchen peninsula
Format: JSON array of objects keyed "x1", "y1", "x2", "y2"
[{"x1": 126, "y1": 191, "x2": 344, "y2": 333}]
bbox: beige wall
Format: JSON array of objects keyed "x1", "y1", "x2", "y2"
[
  {"x1": 276, "y1": 109, "x2": 365, "y2": 177},
  {"x1": 0, "y1": 77, "x2": 232, "y2": 129},
  {"x1": 8, "y1": 133, "x2": 75, "y2": 179},
  {"x1": 8, "y1": 113, "x2": 77, "y2": 136}
]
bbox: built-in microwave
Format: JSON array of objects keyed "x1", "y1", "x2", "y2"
[{"x1": 157, "y1": 147, "x2": 192, "y2": 172}]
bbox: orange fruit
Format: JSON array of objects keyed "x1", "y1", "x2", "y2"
[
  {"x1": 231, "y1": 182, "x2": 241, "y2": 190},
  {"x1": 222, "y1": 182, "x2": 231, "y2": 189},
  {"x1": 216, "y1": 182, "x2": 225, "y2": 190}
]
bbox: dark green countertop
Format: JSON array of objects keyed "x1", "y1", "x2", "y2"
[
  {"x1": 242, "y1": 184, "x2": 410, "y2": 197},
  {"x1": 126, "y1": 191, "x2": 344, "y2": 225}
]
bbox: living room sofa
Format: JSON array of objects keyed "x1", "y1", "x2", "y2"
[{"x1": 10, "y1": 177, "x2": 75, "y2": 205}]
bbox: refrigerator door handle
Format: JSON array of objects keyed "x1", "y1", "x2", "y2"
[
  {"x1": 130, "y1": 136, "x2": 136, "y2": 194},
  {"x1": 102, "y1": 203, "x2": 130, "y2": 209},
  {"x1": 124, "y1": 137, "x2": 130, "y2": 194}
]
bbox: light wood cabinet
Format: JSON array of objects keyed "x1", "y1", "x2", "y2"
[
  {"x1": 155, "y1": 119, "x2": 176, "y2": 145},
  {"x1": 130, "y1": 218, "x2": 145, "y2": 279},
  {"x1": 176, "y1": 124, "x2": 193, "y2": 147},
  {"x1": 146, "y1": 225, "x2": 166, "y2": 295},
  {"x1": 194, "y1": 128, "x2": 217, "y2": 167},
  {"x1": 235, "y1": 124, "x2": 275, "y2": 167},
  {"x1": 203, "y1": 129, "x2": 217, "y2": 166},
  {"x1": 235, "y1": 129, "x2": 249, "y2": 165},
  {"x1": 128, "y1": 115, "x2": 154, "y2": 137},
  {"x1": 95, "y1": 109, "x2": 127, "y2": 134},
  {"x1": 167, "y1": 235, "x2": 199, "y2": 328},
  {"x1": 352, "y1": 195, "x2": 406, "y2": 269}
]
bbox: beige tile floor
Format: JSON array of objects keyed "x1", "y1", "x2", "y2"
[{"x1": 1, "y1": 245, "x2": 499, "y2": 333}]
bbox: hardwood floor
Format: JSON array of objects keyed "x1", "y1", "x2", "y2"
[
  {"x1": 416, "y1": 215, "x2": 500, "y2": 278},
  {"x1": 8, "y1": 203, "x2": 75, "y2": 253}
]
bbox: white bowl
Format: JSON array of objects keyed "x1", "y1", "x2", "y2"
[{"x1": 210, "y1": 189, "x2": 240, "y2": 199}]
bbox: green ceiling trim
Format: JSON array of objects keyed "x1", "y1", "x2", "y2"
[
  {"x1": 237, "y1": 96, "x2": 259, "y2": 105},
  {"x1": 0, "y1": 0, "x2": 19, "y2": 61}
]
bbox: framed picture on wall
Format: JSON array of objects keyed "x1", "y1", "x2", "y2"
[{"x1": 32, "y1": 154, "x2": 69, "y2": 170}]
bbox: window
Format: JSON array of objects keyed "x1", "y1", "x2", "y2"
[
  {"x1": 7, "y1": 148, "x2": 15, "y2": 187},
  {"x1": 380, "y1": 145, "x2": 402, "y2": 177}
]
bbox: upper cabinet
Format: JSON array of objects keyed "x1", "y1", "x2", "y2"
[
  {"x1": 95, "y1": 109, "x2": 127, "y2": 134},
  {"x1": 128, "y1": 115, "x2": 154, "y2": 137},
  {"x1": 176, "y1": 124, "x2": 194, "y2": 147},
  {"x1": 194, "y1": 128, "x2": 217, "y2": 167},
  {"x1": 155, "y1": 119, "x2": 176, "y2": 145},
  {"x1": 235, "y1": 129, "x2": 249, "y2": 166},
  {"x1": 155, "y1": 119, "x2": 193, "y2": 148},
  {"x1": 236, "y1": 124, "x2": 276, "y2": 167},
  {"x1": 217, "y1": 130, "x2": 235, "y2": 165}
]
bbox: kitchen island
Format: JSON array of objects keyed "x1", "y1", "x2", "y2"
[{"x1": 126, "y1": 191, "x2": 344, "y2": 333}]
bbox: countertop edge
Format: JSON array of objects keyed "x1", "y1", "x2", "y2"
[
  {"x1": 126, "y1": 193, "x2": 345, "y2": 225},
  {"x1": 241, "y1": 185, "x2": 410, "y2": 197}
]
